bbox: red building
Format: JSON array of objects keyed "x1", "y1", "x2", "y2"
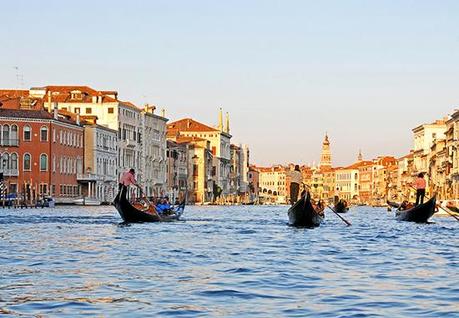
[{"x1": 0, "y1": 96, "x2": 84, "y2": 203}]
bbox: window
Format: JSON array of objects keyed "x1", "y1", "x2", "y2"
[
  {"x1": 23, "y1": 153, "x2": 31, "y2": 170},
  {"x1": 53, "y1": 129, "x2": 56, "y2": 142},
  {"x1": 11, "y1": 125, "x2": 18, "y2": 145},
  {"x1": 24, "y1": 126, "x2": 32, "y2": 141},
  {"x1": 40, "y1": 154, "x2": 48, "y2": 171},
  {"x1": 85, "y1": 108, "x2": 92, "y2": 114},
  {"x1": 74, "y1": 107, "x2": 80, "y2": 114},
  {"x1": 2, "y1": 124, "x2": 10, "y2": 145},
  {"x1": 2, "y1": 153, "x2": 9, "y2": 169},
  {"x1": 11, "y1": 153, "x2": 18, "y2": 170},
  {"x1": 108, "y1": 107, "x2": 114, "y2": 114},
  {"x1": 40, "y1": 126, "x2": 48, "y2": 142}
]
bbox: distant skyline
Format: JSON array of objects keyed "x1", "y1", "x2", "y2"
[{"x1": 1, "y1": 0, "x2": 458, "y2": 166}]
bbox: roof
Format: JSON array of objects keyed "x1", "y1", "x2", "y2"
[
  {"x1": 168, "y1": 118, "x2": 219, "y2": 133},
  {"x1": 0, "y1": 108, "x2": 53, "y2": 119},
  {"x1": 119, "y1": 100, "x2": 142, "y2": 111},
  {"x1": 398, "y1": 153, "x2": 414, "y2": 160},
  {"x1": 41, "y1": 85, "x2": 118, "y2": 103},
  {"x1": 0, "y1": 89, "x2": 29, "y2": 98},
  {"x1": 175, "y1": 136, "x2": 207, "y2": 144}
]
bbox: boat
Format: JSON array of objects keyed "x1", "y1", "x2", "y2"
[
  {"x1": 113, "y1": 187, "x2": 185, "y2": 223},
  {"x1": 334, "y1": 200, "x2": 349, "y2": 213},
  {"x1": 288, "y1": 193, "x2": 324, "y2": 227},
  {"x1": 35, "y1": 196, "x2": 56, "y2": 208},
  {"x1": 73, "y1": 197, "x2": 101, "y2": 206},
  {"x1": 395, "y1": 195, "x2": 437, "y2": 223}
]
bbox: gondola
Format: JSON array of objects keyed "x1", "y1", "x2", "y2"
[
  {"x1": 334, "y1": 200, "x2": 349, "y2": 213},
  {"x1": 395, "y1": 195, "x2": 437, "y2": 223},
  {"x1": 113, "y1": 187, "x2": 185, "y2": 223},
  {"x1": 288, "y1": 193, "x2": 324, "y2": 227}
]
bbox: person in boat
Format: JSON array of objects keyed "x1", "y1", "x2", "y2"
[
  {"x1": 290, "y1": 165, "x2": 303, "y2": 205},
  {"x1": 156, "y1": 197, "x2": 172, "y2": 214},
  {"x1": 399, "y1": 200, "x2": 414, "y2": 211},
  {"x1": 411, "y1": 173, "x2": 427, "y2": 206},
  {"x1": 119, "y1": 168, "x2": 141, "y2": 191}
]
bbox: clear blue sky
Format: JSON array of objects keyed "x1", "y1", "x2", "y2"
[{"x1": 1, "y1": 0, "x2": 458, "y2": 166}]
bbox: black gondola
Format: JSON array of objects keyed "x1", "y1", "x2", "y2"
[
  {"x1": 334, "y1": 200, "x2": 349, "y2": 213},
  {"x1": 288, "y1": 193, "x2": 324, "y2": 227},
  {"x1": 113, "y1": 187, "x2": 185, "y2": 223},
  {"x1": 395, "y1": 195, "x2": 437, "y2": 223}
]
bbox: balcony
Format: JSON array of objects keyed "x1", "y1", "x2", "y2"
[
  {"x1": 0, "y1": 139, "x2": 19, "y2": 147},
  {"x1": 1, "y1": 169, "x2": 19, "y2": 177},
  {"x1": 125, "y1": 139, "x2": 136, "y2": 148},
  {"x1": 77, "y1": 173, "x2": 104, "y2": 182}
]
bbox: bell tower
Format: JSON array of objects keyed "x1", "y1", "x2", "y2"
[{"x1": 319, "y1": 133, "x2": 332, "y2": 168}]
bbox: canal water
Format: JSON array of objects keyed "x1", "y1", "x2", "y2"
[{"x1": 1, "y1": 205, "x2": 458, "y2": 317}]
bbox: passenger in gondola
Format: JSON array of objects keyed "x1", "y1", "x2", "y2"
[
  {"x1": 290, "y1": 165, "x2": 303, "y2": 205},
  {"x1": 412, "y1": 173, "x2": 427, "y2": 206}
]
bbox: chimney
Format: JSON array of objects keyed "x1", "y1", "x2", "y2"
[
  {"x1": 76, "y1": 113, "x2": 80, "y2": 125},
  {"x1": 47, "y1": 91, "x2": 52, "y2": 113},
  {"x1": 53, "y1": 102, "x2": 58, "y2": 119},
  {"x1": 92, "y1": 96, "x2": 97, "y2": 103},
  {"x1": 161, "y1": 108, "x2": 166, "y2": 117}
]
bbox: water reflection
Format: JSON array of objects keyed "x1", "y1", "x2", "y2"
[{"x1": 0, "y1": 205, "x2": 458, "y2": 317}]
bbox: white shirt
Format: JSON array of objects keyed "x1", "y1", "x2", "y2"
[{"x1": 290, "y1": 171, "x2": 302, "y2": 184}]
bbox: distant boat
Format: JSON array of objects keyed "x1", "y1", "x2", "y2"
[
  {"x1": 334, "y1": 200, "x2": 349, "y2": 213},
  {"x1": 113, "y1": 187, "x2": 185, "y2": 223},
  {"x1": 395, "y1": 195, "x2": 437, "y2": 223},
  {"x1": 288, "y1": 193, "x2": 324, "y2": 227},
  {"x1": 73, "y1": 197, "x2": 101, "y2": 206}
]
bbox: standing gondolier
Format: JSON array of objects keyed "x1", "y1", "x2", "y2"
[
  {"x1": 412, "y1": 173, "x2": 427, "y2": 206},
  {"x1": 289, "y1": 165, "x2": 303, "y2": 205},
  {"x1": 119, "y1": 168, "x2": 141, "y2": 193}
]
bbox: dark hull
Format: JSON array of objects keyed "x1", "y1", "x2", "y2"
[
  {"x1": 396, "y1": 195, "x2": 436, "y2": 223},
  {"x1": 288, "y1": 194, "x2": 324, "y2": 227},
  {"x1": 114, "y1": 187, "x2": 183, "y2": 223},
  {"x1": 334, "y1": 202, "x2": 349, "y2": 213}
]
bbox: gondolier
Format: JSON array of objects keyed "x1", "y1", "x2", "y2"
[
  {"x1": 289, "y1": 165, "x2": 302, "y2": 205},
  {"x1": 412, "y1": 173, "x2": 426, "y2": 206},
  {"x1": 119, "y1": 168, "x2": 141, "y2": 191}
]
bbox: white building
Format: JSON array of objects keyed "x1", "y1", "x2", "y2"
[
  {"x1": 412, "y1": 119, "x2": 447, "y2": 174},
  {"x1": 81, "y1": 123, "x2": 118, "y2": 203},
  {"x1": 141, "y1": 105, "x2": 168, "y2": 197}
]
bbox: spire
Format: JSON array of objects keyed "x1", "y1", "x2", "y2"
[
  {"x1": 218, "y1": 107, "x2": 223, "y2": 131},
  {"x1": 319, "y1": 132, "x2": 332, "y2": 168},
  {"x1": 225, "y1": 112, "x2": 230, "y2": 133}
]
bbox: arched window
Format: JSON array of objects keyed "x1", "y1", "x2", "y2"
[
  {"x1": 10, "y1": 153, "x2": 18, "y2": 170},
  {"x1": 23, "y1": 153, "x2": 31, "y2": 170},
  {"x1": 2, "y1": 125, "x2": 10, "y2": 146},
  {"x1": 11, "y1": 125, "x2": 18, "y2": 146},
  {"x1": 23, "y1": 125, "x2": 31, "y2": 141},
  {"x1": 40, "y1": 126, "x2": 48, "y2": 142},
  {"x1": 2, "y1": 152, "x2": 9, "y2": 169},
  {"x1": 40, "y1": 154, "x2": 48, "y2": 171}
]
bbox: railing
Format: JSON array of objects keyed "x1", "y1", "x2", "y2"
[
  {"x1": 77, "y1": 173, "x2": 104, "y2": 181},
  {"x1": 0, "y1": 139, "x2": 19, "y2": 147},
  {"x1": 1, "y1": 169, "x2": 19, "y2": 176}
]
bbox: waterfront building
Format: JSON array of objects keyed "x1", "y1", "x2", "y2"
[
  {"x1": 428, "y1": 138, "x2": 449, "y2": 200},
  {"x1": 247, "y1": 166, "x2": 259, "y2": 203},
  {"x1": 239, "y1": 144, "x2": 250, "y2": 197},
  {"x1": 141, "y1": 105, "x2": 168, "y2": 197},
  {"x1": 397, "y1": 152, "x2": 415, "y2": 202},
  {"x1": 80, "y1": 118, "x2": 118, "y2": 204},
  {"x1": 0, "y1": 96, "x2": 84, "y2": 203},
  {"x1": 412, "y1": 119, "x2": 447, "y2": 194},
  {"x1": 321, "y1": 167, "x2": 336, "y2": 201},
  {"x1": 358, "y1": 160, "x2": 374, "y2": 204},
  {"x1": 167, "y1": 112, "x2": 232, "y2": 198},
  {"x1": 257, "y1": 165, "x2": 288, "y2": 204},
  {"x1": 446, "y1": 111, "x2": 459, "y2": 199},
  {"x1": 335, "y1": 163, "x2": 360, "y2": 202},
  {"x1": 371, "y1": 156, "x2": 397, "y2": 204},
  {"x1": 229, "y1": 144, "x2": 242, "y2": 202},
  {"x1": 166, "y1": 140, "x2": 189, "y2": 202}
]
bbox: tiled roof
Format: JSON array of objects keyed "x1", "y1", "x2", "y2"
[
  {"x1": 168, "y1": 118, "x2": 219, "y2": 133},
  {"x1": 43, "y1": 85, "x2": 118, "y2": 103},
  {"x1": 175, "y1": 136, "x2": 207, "y2": 143},
  {"x1": 0, "y1": 108, "x2": 53, "y2": 119},
  {"x1": 0, "y1": 89, "x2": 29, "y2": 98}
]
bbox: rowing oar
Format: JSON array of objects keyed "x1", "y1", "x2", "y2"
[
  {"x1": 327, "y1": 205, "x2": 352, "y2": 226},
  {"x1": 438, "y1": 205, "x2": 459, "y2": 222}
]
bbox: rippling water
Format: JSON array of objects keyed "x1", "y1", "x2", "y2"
[{"x1": 0, "y1": 205, "x2": 458, "y2": 317}]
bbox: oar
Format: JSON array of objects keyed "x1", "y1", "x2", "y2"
[
  {"x1": 327, "y1": 205, "x2": 352, "y2": 226},
  {"x1": 438, "y1": 205, "x2": 459, "y2": 222}
]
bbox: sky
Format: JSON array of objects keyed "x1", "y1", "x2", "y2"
[{"x1": 1, "y1": 0, "x2": 458, "y2": 166}]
